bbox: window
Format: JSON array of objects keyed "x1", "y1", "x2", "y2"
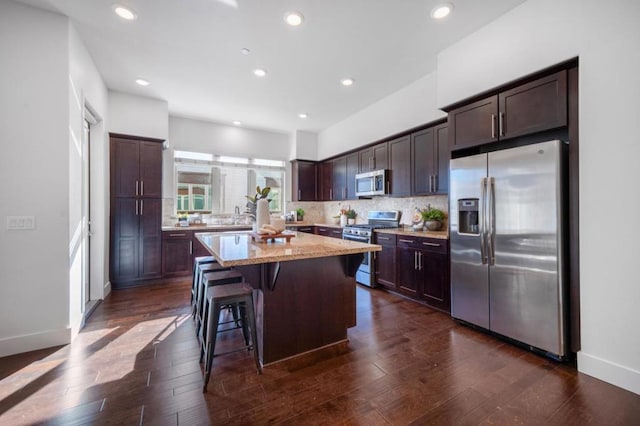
[{"x1": 175, "y1": 151, "x2": 285, "y2": 215}]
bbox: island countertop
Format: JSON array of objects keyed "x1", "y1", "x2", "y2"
[{"x1": 195, "y1": 230, "x2": 381, "y2": 267}]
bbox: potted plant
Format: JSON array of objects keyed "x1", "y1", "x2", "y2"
[
  {"x1": 346, "y1": 208, "x2": 357, "y2": 225},
  {"x1": 296, "y1": 207, "x2": 305, "y2": 222},
  {"x1": 420, "y1": 206, "x2": 446, "y2": 231},
  {"x1": 245, "y1": 186, "x2": 271, "y2": 220}
]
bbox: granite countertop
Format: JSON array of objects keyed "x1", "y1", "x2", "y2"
[
  {"x1": 195, "y1": 230, "x2": 381, "y2": 267},
  {"x1": 375, "y1": 227, "x2": 449, "y2": 240},
  {"x1": 161, "y1": 224, "x2": 253, "y2": 232}
]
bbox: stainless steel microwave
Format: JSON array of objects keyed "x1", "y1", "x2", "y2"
[{"x1": 355, "y1": 169, "x2": 388, "y2": 197}]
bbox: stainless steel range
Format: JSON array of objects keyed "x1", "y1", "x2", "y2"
[{"x1": 342, "y1": 210, "x2": 400, "y2": 287}]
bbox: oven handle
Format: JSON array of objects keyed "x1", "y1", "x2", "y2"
[{"x1": 342, "y1": 234, "x2": 371, "y2": 243}]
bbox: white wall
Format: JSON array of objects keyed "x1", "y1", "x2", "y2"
[
  {"x1": 318, "y1": 72, "x2": 446, "y2": 160},
  {"x1": 291, "y1": 131, "x2": 318, "y2": 161},
  {"x1": 108, "y1": 91, "x2": 168, "y2": 140},
  {"x1": 164, "y1": 116, "x2": 291, "y2": 199},
  {"x1": 0, "y1": 1, "x2": 71, "y2": 356},
  {"x1": 436, "y1": 0, "x2": 640, "y2": 395}
]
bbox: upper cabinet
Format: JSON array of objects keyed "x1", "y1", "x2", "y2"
[
  {"x1": 359, "y1": 141, "x2": 388, "y2": 173},
  {"x1": 332, "y1": 153, "x2": 358, "y2": 200},
  {"x1": 319, "y1": 161, "x2": 333, "y2": 201},
  {"x1": 111, "y1": 136, "x2": 163, "y2": 198},
  {"x1": 291, "y1": 160, "x2": 317, "y2": 202},
  {"x1": 388, "y1": 135, "x2": 411, "y2": 197},
  {"x1": 412, "y1": 123, "x2": 449, "y2": 195},
  {"x1": 448, "y1": 70, "x2": 567, "y2": 151}
]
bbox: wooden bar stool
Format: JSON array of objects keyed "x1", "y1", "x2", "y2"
[
  {"x1": 195, "y1": 269, "x2": 244, "y2": 338},
  {"x1": 192, "y1": 262, "x2": 231, "y2": 318},
  {"x1": 202, "y1": 283, "x2": 261, "y2": 393},
  {"x1": 191, "y1": 256, "x2": 215, "y2": 311}
]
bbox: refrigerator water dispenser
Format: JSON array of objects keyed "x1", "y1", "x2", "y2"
[{"x1": 458, "y1": 198, "x2": 479, "y2": 235}]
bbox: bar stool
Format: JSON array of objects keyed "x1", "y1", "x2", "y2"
[
  {"x1": 202, "y1": 283, "x2": 261, "y2": 393},
  {"x1": 195, "y1": 269, "x2": 244, "y2": 339},
  {"x1": 191, "y1": 256, "x2": 215, "y2": 311},
  {"x1": 193, "y1": 262, "x2": 231, "y2": 319}
]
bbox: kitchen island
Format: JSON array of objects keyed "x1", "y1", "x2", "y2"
[{"x1": 195, "y1": 231, "x2": 381, "y2": 365}]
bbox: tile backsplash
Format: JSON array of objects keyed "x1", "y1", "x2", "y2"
[{"x1": 288, "y1": 195, "x2": 449, "y2": 228}]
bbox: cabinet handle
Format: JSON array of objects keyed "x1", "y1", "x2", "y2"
[
  {"x1": 329, "y1": 188, "x2": 333, "y2": 200},
  {"x1": 399, "y1": 239, "x2": 415, "y2": 243},
  {"x1": 386, "y1": 181, "x2": 390, "y2": 194},
  {"x1": 343, "y1": 188, "x2": 346, "y2": 199},
  {"x1": 378, "y1": 236, "x2": 391, "y2": 241},
  {"x1": 141, "y1": 180, "x2": 144, "y2": 196},
  {"x1": 414, "y1": 251, "x2": 418, "y2": 270},
  {"x1": 422, "y1": 241, "x2": 441, "y2": 247},
  {"x1": 169, "y1": 233, "x2": 186, "y2": 237},
  {"x1": 189, "y1": 241, "x2": 193, "y2": 255},
  {"x1": 298, "y1": 189, "x2": 301, "y2": 200},
  {"x1": 140, "y1": 199, "x2": 143, "y2": 215},
  {"x1": 491, "y1": 114, "x2": 496, "y2": 139},
  {"x1": 499, "y1": 112, "x2": 505, "y2": 137},
  {"x1": 135, "y1": 200, "x2": 139, "y2": 216},
  {"x1": 135, "y1": 180, "x2": 139, "y2": 196}
]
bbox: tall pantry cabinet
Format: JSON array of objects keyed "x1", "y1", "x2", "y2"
[{"x1": 110, "y1": 134, "x2": 163, "y2": 287}]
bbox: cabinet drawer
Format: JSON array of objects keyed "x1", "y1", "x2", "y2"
[
  {"x1": 417, "y1": 237, "x2": 448, "y2": 254},
  {"x1": 374, "y1": 233, "x2": 396, "y2": 246},
  {"x1": 162, "y1": 230, "x2": 192, "y2": 240}
]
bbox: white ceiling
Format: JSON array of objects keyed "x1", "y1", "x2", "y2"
[{"x1": 19, "y1": 0, "x2": 525, "y2": 134}]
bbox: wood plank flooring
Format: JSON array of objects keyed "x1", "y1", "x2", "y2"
[{"x1": 1, "y1": 279, "x2": 639, "y2": 425}]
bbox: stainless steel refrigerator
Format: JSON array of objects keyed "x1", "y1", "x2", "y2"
[{"x1": 450, "y1": 139, "x2": 567, "y2": 359}]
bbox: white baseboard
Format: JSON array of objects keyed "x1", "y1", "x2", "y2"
[
  {"x1": 0, "y1": 328, "x2": 71, "y2": 358},
  {"x1": 578, "y1": 351, "x2": 640, "y2": 395},
  {"x1": 104, "y1": 280, "x2": 111, "y2": 297}
]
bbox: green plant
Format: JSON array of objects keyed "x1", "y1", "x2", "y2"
[
  {"x1": 420, "y1": 206, "x2": 446, "y2": 222},
  {"x1": 346, "y1": 209, "x2": 357, "y2": 219},
  {"x1": 296, "y1": 208, "x2": 305, "y2": 218},
  {"x1": 245, "y1": 186, "x2": 271, "y2": 218}
]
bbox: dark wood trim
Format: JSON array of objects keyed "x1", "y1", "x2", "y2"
[
  {"x1": 568, "y1": 64, "x2": 580, "y2": 352},
  {"x1": 108, "y1": 132, "x2": 165, "y2": 143},
  {"x1": 441, "y1": 57, "x2": 579, "y2": 112}
]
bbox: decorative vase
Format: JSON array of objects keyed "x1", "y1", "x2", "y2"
[
  {"x1": 425, "y1": 220, "x2": 442, "y2": 231},
  {"x1": 256, "y1": 199, "x2": 270, "y2": 230},
  {"x1": 340, "y1": 214, "x2": 347, "y2": 227},
  {"x1": 347, "y1": 218, "x2": 355, "y2": 225}
]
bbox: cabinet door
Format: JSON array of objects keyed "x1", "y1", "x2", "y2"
[
  {"x1": 162, "y1": 232, "x2": 193, "y2": 277},
  {"x1": 396, "y1": 246, "x2": 419, "y2": 296},
  {"x1": 372, "y1": 142, "x2": 389, "y2": 170},
  {"x1": 421, "y1": 252, "x2": 450, "y2": 312},
  {"x1": 139, "y1": 141, "x2": 163, "y2": 198},
  {"x1": 411, "y1": 128, "x2": 434, "y2": 196},
  {"x1": 332, "y1": 157, "x2": 347, "y2": 200},
  {"x1": 192, "y1": 235, "x2": 211, "y2": 258},
  {"x1": 111, "y1": 138, "x2": 139, "y2": 198},
  {"x1": 345, "y1": 153, "x2": 359, "y2": 199},
  {"x1": 434, "y1": 123, "x2": 449, "y2": 194},
  {"x1": 138, "y1": 198, "x2": 162, "y2": 279},
  {"x1": 388, "y1": 135, "x2": 411, "y2": 196},
  {"x1": 292, "y1": 160, "x2": 317, "y2": 201},
  {"x1": 374, "y1": 237, "x2": 396, "y2": 290},
  {"x1": 499, "y1": 70, "x2": 567, "y2": 140},
  {"x1": 359, "y1": 147, "x2": 374, "y2": 173},
  {"x1": 319, "y1": 161, "x2": 333, "y2": 201},
  {"x1": 111, "y1": 198, "x2": 139, "y2": 281},
  {"x1": 449, "y1": 95, "x2": 499, "y2": 150}
]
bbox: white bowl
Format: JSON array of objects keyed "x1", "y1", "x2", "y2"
[{"x1": 270, "y1": 217, "x2": 286, "y2": 233}]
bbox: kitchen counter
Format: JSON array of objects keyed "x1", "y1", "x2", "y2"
[
  {"x1": 195, "y1": 230, "x2": 380, "y2": 267},
  {"x1": 195, "y1": 230, "x2": 380, "y2": 365},
  {"x1": 375, "y1": 227, "x2": 449, "y2": 240}
]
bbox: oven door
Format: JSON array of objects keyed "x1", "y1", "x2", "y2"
[{"x1": 342, "y1": 233, "x2": 374, "y2": 287}]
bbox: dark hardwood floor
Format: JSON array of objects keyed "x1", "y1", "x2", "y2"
[{"x1": 1, "y1": 279, "x2": 639, "y2": 425}]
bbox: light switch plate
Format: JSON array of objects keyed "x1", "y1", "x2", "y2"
[{"x1": 6, "y1": 216, "x2": 35, "y2": 230}]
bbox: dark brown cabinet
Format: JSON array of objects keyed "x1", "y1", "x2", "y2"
[
  {"x1": 110, "y1": 134, "x2": 163, "y2": 287},
  {"x1": 449, "y1": 70, "x2": 567, "y2": 150},
  {"x1": 359, "y1": 142, "x2": 388, "y2": 172},
  {"x1": 412, "y1": 124, "x2": 449, "y2": 195},
  {"x1": 291, "y1": 160, "x2": 317, "y2": 201},
  {"x1": 162, "y1": 231, "x2": 193, "y2": 277},
  {"x1": 395, "y1": 235, "x2": 450, "y2": 312},
  {"x1": 374, "y1": 233, "x2": 396, "y2": 290},
  {"x1": 316, "y1": 225, "x2": 343, "y2": 239},
  {"x1": 388, "y1": 135, "x2": 411, "y2": 196},
  {"x1": 319, "y1": 161, "x2": 333, "y2": 201},
  {"x1": 332, "y1": 153, "x2": 359, "y2": 200}
]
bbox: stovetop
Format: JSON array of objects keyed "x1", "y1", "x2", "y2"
[{"x1": 342, "y1": 211, "x2": 401, "y2": 237}]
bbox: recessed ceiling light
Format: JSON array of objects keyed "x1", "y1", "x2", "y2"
[
  {"x1": 113, "y1": 5, "x2": 137, "y2": 21},
  {"x1": 284, "y1": 11, "x2": 304, "y2": 26},
  {"x1": 240, "y1": 48, "x2": 251, "y2": 55},
  {"x1": 431, "y1": 3, "x2": 453, "y2": 19},
  {"x1": 253, "y1": 69, "x2": 267, "y2": 77},
  {"x1": 135, "y1": 78, "x2": 150, "y2": 86},
  {"x1": 341, "y1": 78, "x2": 355, "y2": 87},
  {"x1": 232, "y1": 120, "x2": 242, "y2": 126},
  {"x1": 298, "y1": 113, "x2": 308, "y2": 119}
]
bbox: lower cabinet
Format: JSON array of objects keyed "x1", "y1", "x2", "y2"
[
  {"x1": 162, "y1": 231, "x2": 193, "y2": 277},
  {"x1": 374, "y1": 234, "x2": 396, "y2": 290},
  {"x1": 316, "y1": 225, "x2": 343, "y2": 238},
  {"x1": 378, "y1": 233, "x2": 450, "y2": 313}
]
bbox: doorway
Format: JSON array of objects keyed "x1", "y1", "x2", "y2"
[{"x1": 82, "y1": 106, "x2": 98, "y2": 317}]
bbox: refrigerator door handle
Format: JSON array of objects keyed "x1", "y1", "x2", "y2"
[
  {"x1": 487, "y1": 176, "x2": 496, "y2": 265},
  {"x1": 480, "y1": 177, "x2": 488, "y2": 264}
]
